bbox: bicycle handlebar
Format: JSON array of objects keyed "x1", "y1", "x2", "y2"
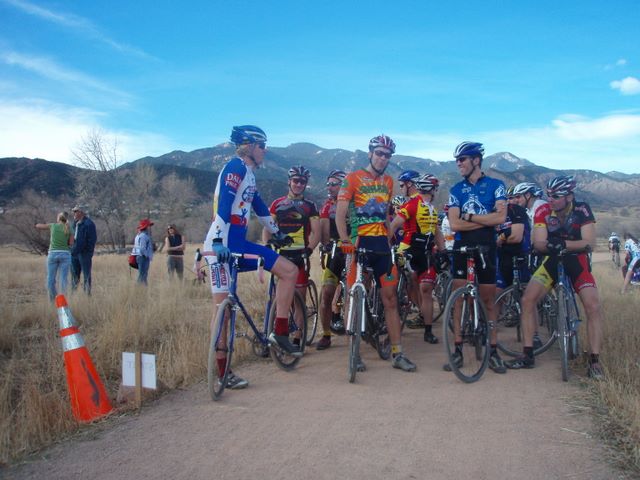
[{"x1": 199, "y1": 251, "x2": 265, "y2": 284}]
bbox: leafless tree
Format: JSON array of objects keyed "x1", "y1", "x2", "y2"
[
  {"x1": 72, "y1": 129, "x2": 131, "y2": 249},
  {"x1": 0, "y1": 190, "x2": 61, "y2": 254}
]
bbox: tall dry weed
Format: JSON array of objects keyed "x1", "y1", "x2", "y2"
[{"x1": 0, "y1": 246, "x2": 272, "y2": 464}]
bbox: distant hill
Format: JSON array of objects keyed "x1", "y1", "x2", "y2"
[{"x1": 2, "y1": 145, "x2": 640, "y2": 209}]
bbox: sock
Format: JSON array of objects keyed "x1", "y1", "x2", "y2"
[
  {"x1": 524, "y1": 346, "x2": 534, "y2": 359},
  {"x1": 216, "y1": 357, "x2": 227, "y2": 378},
  {"x1": 455, "y1": 342, "x2": 463, "y2": 354},
  {"x1": 323, "y1": 330, "x2": 332, "y2": 337},
  {"x1": 425, "y1": 324, "x2": 432, "y2": 334},
  {"x1": 293, "y1": 337, "x2": 301, "y2": 346},
  {"x1": 391, "y1": 344, "x2": 402, "y2": 357},
  {"x1": 490, "y1": 344, "x2": 498, "y2": 356},
  {"x1": 590, "y1": 354, "x2": 600, "y2": 365},
  {"x1": 274, "y1": 316, "x2": 288, "y2": 336}
]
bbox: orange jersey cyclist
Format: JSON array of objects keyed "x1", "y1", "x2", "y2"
[
  {"x1": 505, "y1": 176, "x2": 605, "y2": 379},
  {"x1": 317, "y1": 169, "x2": 348, "y2": 350},
  {"x1": 446, "y1": 141, "x2": 508, "y2": 375},
  {"x1": 335, "y1": 134, "x2": 417, "y2": 373},
  {"x1": 389, "y1": 173, "x2": 445, "y2": 345},
  {"x1": 264, "y1": 165, "x2": 320, "y2": 348}
]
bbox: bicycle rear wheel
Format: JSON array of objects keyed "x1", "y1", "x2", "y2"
[
  {"x1": 443, "y1": 288, "x2": 490, "y2": 383},
  {"x1": 348, "y1": 286, "x2": 365, "y2": 383},
  {"x1": 556, "y1": 286, "x2": 570, "y2": 382},
  {"x1": 268, "y1": 291, "x2": 307, "y2": 371},
  {"x1": 305, "y1": 280, "x2": 319, "y2": 346},
  {"x1": 208, "y1": 299, "x2": 234, "y2": 401},
  {"x1": 397, "y1": 269, "x2": 411, "y2": 330},
  {"x1": 433, "y1": 271, "x2": 452, "y2": 322}
]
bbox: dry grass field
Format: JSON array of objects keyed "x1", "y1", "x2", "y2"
[{"x1": 0, "y1": 245, "x2": 638, "y2": 473}]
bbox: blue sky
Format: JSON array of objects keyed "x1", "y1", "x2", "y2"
[{"x1": 1, "y1": 0, "x2": 639, "y2": 172}]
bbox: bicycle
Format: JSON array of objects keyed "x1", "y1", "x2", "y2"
[
  {"x1": 495, "y1": 255, "x2": 557, "y2": 357},
  {"x1": 442, "y1": 246, "x2": 491, "y2": 383},
  {"x1": 394, "y1": 249, "x2": 413, "y2": 330},
  {"x1": 279, "y1": 248, "x2": 319, "y2": 346},
  {"x1": 205, "y1": 252, "x2": 307, "y2": 401},
  {"x1": 432, "y1": 251, "x2": 453, "y2": 323},
  {"x1": 551, "y1": 249, "x2": 585, "y2": 382},
  {"x1": 320, "y1": 241, "x2": 347, "y2": 334},
  {"x1": 345, "y1": 247, "x2": 393, "y2": 383}
]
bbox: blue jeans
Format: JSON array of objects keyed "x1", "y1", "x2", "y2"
[
  {"x1": 72, "y1": 252, "x2": 93, "y2": 294},
  {"x1": 137, "y1": 255, "x2": 150, "y2": 285},
  {"x1": 47, "y1": 251, "x2": 71, "y2": 302}
]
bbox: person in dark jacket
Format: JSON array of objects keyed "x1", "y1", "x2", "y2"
[{"x1": 71, "y1": 205, "x2": 97, "y2": 294}]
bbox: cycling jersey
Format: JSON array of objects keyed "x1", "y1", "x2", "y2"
[
  {"x1": 338, "y1": 169, "x2": 393, "y2": 239},
  {"x1": 440, "y1": 216, "x2": 454, "y2": 249},
  {"x1": 448, "y1": 174, "x2": 507, "y2": 244},
  {"x1": 530, "y1": 200, "x2": 597, "y2": 293},
  {"x1": 527, "y1": 198, "x2": 547, "y2": 228},
  {"x1": 204, "y1": 157, "x2": 279, "y2": 293},
  {"x1": 397, "y1": 196, "x2": 439, "y2": 246},
  {"x1": 449, "y1": 173, "x2": 506, "y2": 283},
  {"x1": 533, "y1": 201, "x2": 595, "y2": 241},
  {"x1": 496, "y1": 203, "x2": 531, "y2": 288},
  {"x1": 269, "y1": 195, "x2": 318, "y2": 250},
  {"x1": 624, "y1": 239, "x2": 640, "y2": 259},
  {"x1": 319, "y1": 197, "x2": 346, "y2": 241}
]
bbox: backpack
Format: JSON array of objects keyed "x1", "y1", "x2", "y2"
[{"x1": 128, "y1": 253, "x2": 139, "y2": 269}]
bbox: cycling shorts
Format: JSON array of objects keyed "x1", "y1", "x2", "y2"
[
  {"x1": 451, "y1": 241, "x2": 497, "y2": 285},
  {"x1": 496, "y1": 252, "x2": 531, "y2": 289},
  {"x1": 321, "y1": 249, "x2": 345, "y2": 286},
  {"x1": 530, "y1": 253, "x2": 596, "y2": 293},
  {"x1": 346, "y1": 236, "x2": 398, "y2": 290},
  {"x1": 205, "y1": 239, "x2": 278, "y2": 294},
  {"x1": 280, "y1": 249, "x2": 311, "y2": 288}
]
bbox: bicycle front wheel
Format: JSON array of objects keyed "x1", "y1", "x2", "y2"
[
  {"x1": 495, "y1": 285, "x2": 523, "y2": 357},
  {"x1": 305, "y1": 280, "x2": 319, "y2": 346},
  {"x1": 556, "y1": 286, "x2": 570, "y2": 382},
  {"x1": 208, "y1": 299, "x2": 234, "y2": 401},
  {"x1": 433, "y1": 271, "x2": 453, "y2": 322},
  {"x1": 268, "y1": 291, "x2": 307, "y2": 371},
  {"x1": 443, "y1": 288, "x2": 490, "y2": 383},
  {"x1": 348, "y1": 286, "x2": 365, "y2": 383}
]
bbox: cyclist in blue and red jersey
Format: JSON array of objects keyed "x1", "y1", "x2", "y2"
[
  {"x1": 505, "y1": 176, "x2": 605, "y2": 379},
  {"x1": 201, "y1": 125, "x2": 300, "y2": 390},
  {"x1": 446, "y1": 141, "x2": 508, "y2": 374}
]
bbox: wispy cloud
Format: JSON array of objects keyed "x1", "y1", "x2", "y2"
[
  {"x1": 1, "y1": 0, "x2": 155, "y2": 60},
  {"x1": 604, "y1": 58, "x2": 628, "y2": 70},
  {"x1": 610, "y1": 76, "x2": 640, "y2": 96},
  {"x1": 1, "y1": 50, "x2": 131, "y2": 101},
  {"x1": 0, "y1": 99, "x2": 174, "y2": 163}
]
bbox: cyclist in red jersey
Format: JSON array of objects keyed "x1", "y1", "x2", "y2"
[
  {"x1": 389, "y1": 173, "x2": 445, "y2": 344},
  {"x1": 336, "y1": 135, "x2": 417, "y2": 373},
  {"x1": 505, "y1": 176, "x2": 605, "y2": 379},
  {"x1": 264, "y1": 165, "x2": 320, "y2": 348},
  {"x1": 317, "y1": 169, "x2": 348, "y2": 349}
]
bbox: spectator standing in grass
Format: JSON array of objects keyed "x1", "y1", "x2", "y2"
[
  {"x1": 70, "y1": 205, "x2": 97, "y2": 295},
  {"x1": 35, "y1": 212, "x2": 74, "y2": 302},
  {"x1": 134, "y1": 219, "x2": 154, "y2": 285},
  {"x1": 164, "y1": 224, "x2": 185, "y2": 280}
]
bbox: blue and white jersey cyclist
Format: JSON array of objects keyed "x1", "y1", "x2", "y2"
[{"x1": 202, "y1": 125, "x2": 303, "y2": 391}]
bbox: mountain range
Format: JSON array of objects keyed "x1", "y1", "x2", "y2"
[{"x1": 2, "y1": 143, "x2": 640, "y2": 209}]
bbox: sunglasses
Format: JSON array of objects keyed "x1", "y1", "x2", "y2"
[
  {"x1": 291, "y1": 178, "x2": 307, "y2": 185},
  {"x1": 256, "y1": 142, "x2": 266, "y2": 150},
  {"x1": 399, "y1": 183, "x2": 406, "y2": 189},
  {"x1": 456, "y1": 156, "x2": 472, "y2": 163},
  {"x1": 548, "y1": 194, "x2": 566, "y2": 200},
  {"x1": 326, "y1": 181, "x2": 341, "y2": 187},
  {"x1": 373, "y1": 150, "x2": 392, "y2": 159}
]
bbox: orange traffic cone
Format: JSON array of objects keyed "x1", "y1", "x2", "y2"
[{"x1": 55, "y1": 294, "x2": 113, "y2": 422}]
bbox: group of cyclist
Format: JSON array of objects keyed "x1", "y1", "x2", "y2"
[{"x1": 203, "y1": 125, "x2": 606, "y2": 389}]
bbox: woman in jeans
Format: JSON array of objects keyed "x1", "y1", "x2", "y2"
[
  {"x1": 35, "y1": 212, "x2": 74, "y2": 301},
  {"x1": 133, "y1": 218, "x2": 154, "y2": 285}
]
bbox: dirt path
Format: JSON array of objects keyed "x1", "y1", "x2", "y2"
[{"x1": 6, "y1": 323, "x2": 627, "y2": 480}]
